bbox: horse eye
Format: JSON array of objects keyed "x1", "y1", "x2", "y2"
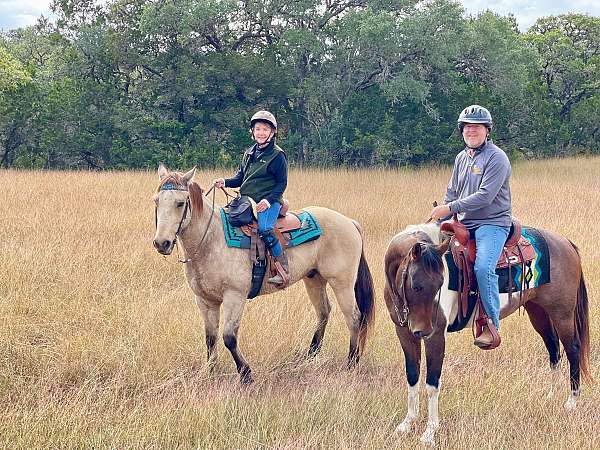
[
  {"x1": 176, "y1": 202, "x2": 185, "y2": 208},
  {"x1": 412, "y1": 285, "x2": 423, "y2": 293}
]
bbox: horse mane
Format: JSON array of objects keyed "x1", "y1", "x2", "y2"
[
  {"x1": 188, "y1": 181, "x2": 204, "y2": 217},
  {"x1": 419, "y1": 243, "x2": 444, "y2": 277},
  {"x1": 155, "y1": 173, "x2": 204, "y2": 217},
  {"x1": 403, "y1": 222, "x2": 442, "y2": 244}
]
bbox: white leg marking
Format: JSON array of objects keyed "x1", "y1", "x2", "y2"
[
  {"x1": 564, "y1": 389, "x2": 579, "y2": 411},
  {"x1": 420, "y1": 383, "x2": 440, "y2": 445},
  {"x1": 396, "y1": 382, "x2": 419, "y2": 434}
]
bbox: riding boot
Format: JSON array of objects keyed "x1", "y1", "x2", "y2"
[
  {"x1": 473, "y1": 326, "x2": 494, "y2": 347},
  {"x1": 473, "y1": 318, "x2": 501, "y2": 349},
  {"x1": 268, "y1": 252, "x2": 289, "y2": 287}
]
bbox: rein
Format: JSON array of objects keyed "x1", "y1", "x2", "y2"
[
  {"x1": 392, "y1": 253, "x2": 443, "y2": 336},
  {"x1": 178, "y1": 185, "x2": 223, "y2": 264},
  {"x1": 392, "y1": 266, "x2": 410, "y2": 327}
]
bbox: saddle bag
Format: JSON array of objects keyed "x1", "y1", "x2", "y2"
[{"x1": 227, "y1": 195, "x2": 254, "y2": 227}]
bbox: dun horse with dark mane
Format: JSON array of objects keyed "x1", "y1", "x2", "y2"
[
  {"x1": 152, "y1": 165, "x2": 375, "y2": 384},
  {"x1": 384, "y1": 222, "x2": 592, "y2": 445}
]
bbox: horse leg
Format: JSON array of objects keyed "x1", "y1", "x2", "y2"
[
  {"x1": 303, "y1": 274, "x2": 331, "y2": 359},
  {"x1": 222, "y1": 291, "x2": 253, "y2": 384},
  {"x1": 420, "y1": 329, "x2": 446, "y2": 445},
  {"x1": 395, "y1": 325, "x2": 422, "y2": 435},
  {"x1": 329, "y1": 281, "x2": 361, "y2": 368},
  {"x1": 195, "y1": 295, "x2": 221, "y2": 372},
  {"x1": 523, "y1": 301, "x2": 561, "y2": 398},
  {"x1": 550, "y1": 312, "x2": 581, "y2": 410}
]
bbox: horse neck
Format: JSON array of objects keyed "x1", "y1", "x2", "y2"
[{"x1": 179, "y1": 196, "x2": 225, "y2": 259}]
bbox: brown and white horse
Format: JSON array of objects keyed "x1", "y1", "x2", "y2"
[
  {"x1": 384, "y1": 223, "x2": 592, "y2": 446},
  {"x1": 152, "y1": 165, "x2": 375, "y2": 383}
]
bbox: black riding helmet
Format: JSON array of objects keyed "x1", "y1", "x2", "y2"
[{"x1": 457, "y1": 105, "x2": 493, "y2": 132}]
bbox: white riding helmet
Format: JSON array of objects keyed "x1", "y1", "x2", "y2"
[{"x1": 250, "y1": 110, "x2": 277, "y2": 130}]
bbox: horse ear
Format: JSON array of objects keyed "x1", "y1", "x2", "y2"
[
  {"x1": 182, "y1": 166, "x2": 197, "y2": 185},
  {"x1": 411, "y1": 242, "x2": 423, "y2": 261},
  {"x1": 158, "y1": 163, "x2": 168, "y2": 180},
  {"x1": 436, "y1": 236, "x2": 451, "y2": 256}
]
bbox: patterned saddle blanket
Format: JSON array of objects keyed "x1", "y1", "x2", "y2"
[{"x1": 220, "y1": 208, "x2": 322, "y2": 249}]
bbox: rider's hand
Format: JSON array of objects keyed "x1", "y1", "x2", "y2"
[
  {"x1": 213, "y1": 178, "x2": 225, "y2": 188},
  {"x1": 430, "y1": 204, "x2": 451, "y2": 220},
  {"x1": 256, "y1": 199, "x2": 270, "y2": 213}
]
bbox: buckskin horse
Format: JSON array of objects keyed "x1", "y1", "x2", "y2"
[
  {"x1": 384, "y1": 222, "x2": 592, "y2": 445},
  {"x1": 152, "y1": 165, "x2": 375, "y2": 383}
]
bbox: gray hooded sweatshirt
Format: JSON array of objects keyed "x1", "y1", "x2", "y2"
[{"x1": 445, "y1": 140, "x2": 512, "y2": 230}]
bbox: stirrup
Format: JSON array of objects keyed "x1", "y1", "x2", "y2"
[
  {"x1": 268, "y1": 261, "x2": 289, "y2": 288},
  {"x1": 474, "y1": 318, "x2": 501, "y2": 350}
]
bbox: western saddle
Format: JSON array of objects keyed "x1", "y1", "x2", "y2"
[{"x1": 440, "y1": 216, "x2": 536, "y2": 349}]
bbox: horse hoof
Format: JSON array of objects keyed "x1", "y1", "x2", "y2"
[
  {"x1": 240, "y1": 373, "x2": 254, "y2": 385},
  {"x1": 346, "y1": 359, "x2": 359, "y2": 370},
  {"x1": 395, "y1": 420, "x2": 412, "y2": 434},
  {"x1": 420, "y1": 434, "x2": 435, "y2": 447},
  {"x1": 420, "y1": 425, "x2": 437, "y2": 446},
  {"x1": 564, "y1": 397, "x2": 577, "y2": 411}
]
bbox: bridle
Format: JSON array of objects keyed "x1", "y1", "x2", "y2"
[
  {"x1": 392, "y1": 251, "x2": 443, "y2": 336},
  {"x1": 154, "y1": 182, "x2": 225, "y2": 263},
  {"x1": 392, "y1": 266, "x2": 410, "y2": 327},
  {"x1": 155, "y1": 182, "x2": 190, "y2": 243}
]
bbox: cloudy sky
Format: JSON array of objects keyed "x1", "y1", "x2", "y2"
[{"x1": 0, "y1": 0, "x2": 599, "y2": 32}]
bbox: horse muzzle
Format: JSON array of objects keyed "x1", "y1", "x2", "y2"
[
  {"x1": 411, "y1": 325, "x2": 434, "y2": 340},
  {"x1": 153, "y1": 238, "x2": 174, "y2": 255}
]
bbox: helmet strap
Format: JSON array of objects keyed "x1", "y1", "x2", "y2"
[{"x1": 251, "y1": 129, "x2": 276, "y2": 147}]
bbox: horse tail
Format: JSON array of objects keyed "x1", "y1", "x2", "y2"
[
  {"x1": 352, "y1": 220, "x2": 376, "y2": 356},
  {"x1": 570, "y1": 241, "x2": 594, "y2": 385}
]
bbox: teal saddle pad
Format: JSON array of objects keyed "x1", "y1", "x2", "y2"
[{"x1": 220, "y1": 209, "x2": 322, "y2": 249}]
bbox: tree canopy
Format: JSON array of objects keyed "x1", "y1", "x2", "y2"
[{"x1": 1, "y1": 1, "x2": 598, "y2": 169}]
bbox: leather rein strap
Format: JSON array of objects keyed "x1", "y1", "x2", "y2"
[{"x1": 392, "y1": 252, "x2": 442, "y2": 334}]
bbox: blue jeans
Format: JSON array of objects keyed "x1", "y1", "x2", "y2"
[
  {"x1": 473, "y1": 225, "x2": 510, "y2": 329},
  {"x1": 258, "y1": 202, "x2": 282, "y2": 257}
]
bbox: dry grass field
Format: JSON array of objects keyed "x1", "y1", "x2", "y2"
[{"x1": 0, "y1": 157, "x2": 599, "y2": 449}]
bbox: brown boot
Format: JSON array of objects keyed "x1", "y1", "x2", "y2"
[
  {"x1": 268, "y1": 252, "x2": 289, "y2": 287},
  {"x1": 473, "y1": 327, "x2": 494, "y2": 348}
]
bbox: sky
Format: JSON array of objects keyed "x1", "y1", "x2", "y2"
[{"x1": 0, "y1": 0, "x2": 599, "y2": 32}]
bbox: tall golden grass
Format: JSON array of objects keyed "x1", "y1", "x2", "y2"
[{"x1": 0, "y1": 157, "x2": 598, "y2": 449}]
